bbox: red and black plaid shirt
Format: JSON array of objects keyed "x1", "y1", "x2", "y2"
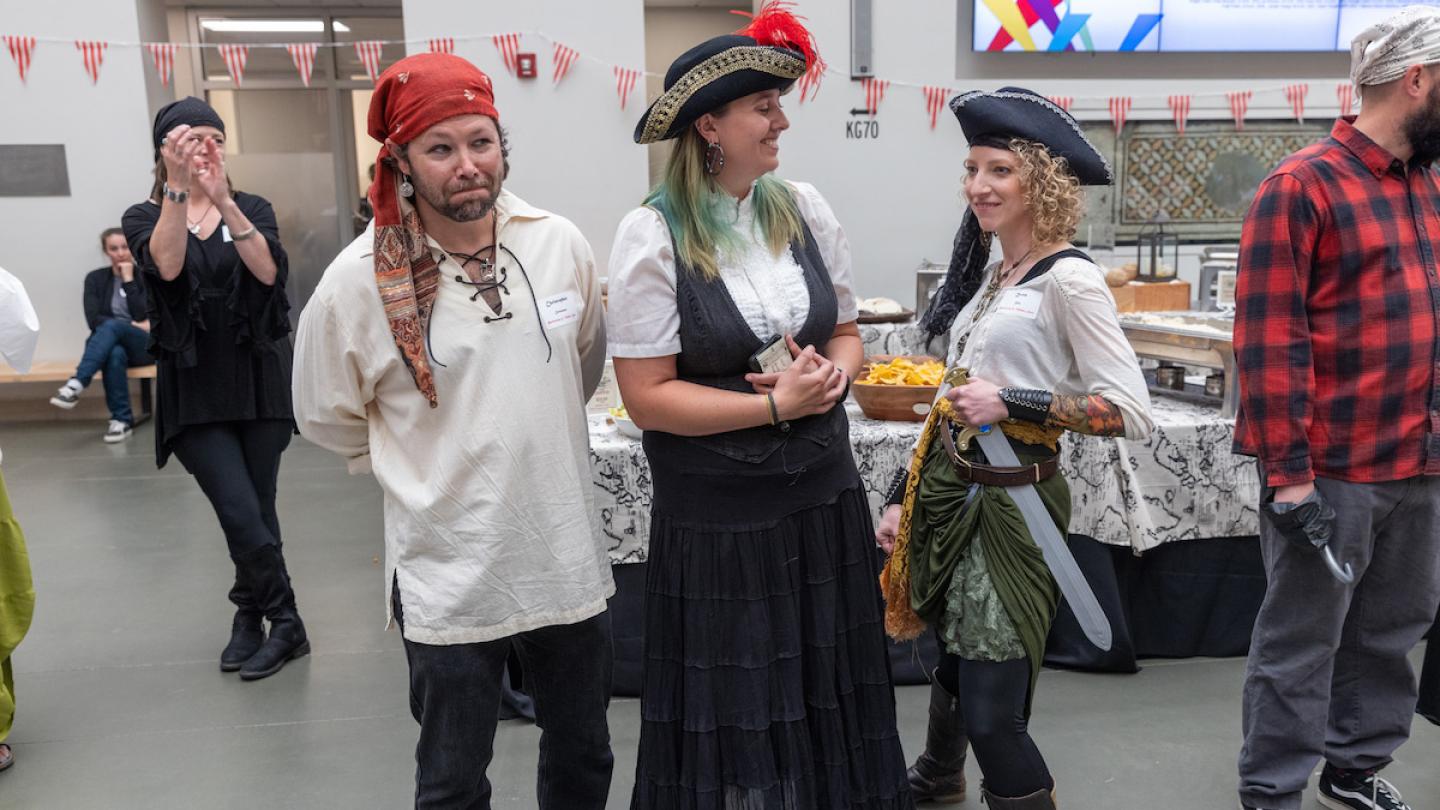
[{"x1": 1235, "y1": 118, "x2": 1440, "y2": 486}]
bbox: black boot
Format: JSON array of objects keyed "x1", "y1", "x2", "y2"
[
  {"x1": 220, "y1": 565, "x2": 264, "y2": 672},
  {"x1": 908, "y1": 672, "x2": 969, "y2": 804},
  {"x1": 233, "y1": 543, "x2": 310, "y2": 681},
  {"x1": 220, "y1": 610, "x2": 264, "y2": 672},
  {"x1": 979, "y1": 784, "x2": 1056, "y2": 810}
]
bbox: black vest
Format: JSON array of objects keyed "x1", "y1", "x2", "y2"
[{"x1": 643, "y1": 198, "x2": 846, "y2": 465}]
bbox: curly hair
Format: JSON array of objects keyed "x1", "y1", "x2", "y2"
[{"x1": 1009, "y1": 138, "x2": 1084, "y2": 246}]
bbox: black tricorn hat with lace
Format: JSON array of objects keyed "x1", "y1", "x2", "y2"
[
  {"x1": 950, "y1": 87, "x2": 1113, "y2": 186},
  {"x1": 634, "y1": 1, "x2": 822, "y2": 145}
]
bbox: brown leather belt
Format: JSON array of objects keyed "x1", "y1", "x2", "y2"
[{"x1": 949, "y1": 454, "x2": 1059, "y2": 487}]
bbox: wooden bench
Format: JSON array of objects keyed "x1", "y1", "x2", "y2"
[{"x1": 0, "y1": 361, "x2": 157, "y2": 426}]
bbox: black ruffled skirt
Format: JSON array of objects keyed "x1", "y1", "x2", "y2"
[{"x1": 631, "y1": 429, "x2": 914, "y2": 809}]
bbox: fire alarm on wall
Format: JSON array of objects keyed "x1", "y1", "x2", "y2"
[{"x1": 516, "y1": 53, "x2": 537, "y2": 78}]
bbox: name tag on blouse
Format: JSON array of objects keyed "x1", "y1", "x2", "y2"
[
  {"x1": 222, "y1": 225, "x2": 233, "y2": 243},
  {"x1": 996, "y1": 288, "x2": 1042, "y2": 319},
  {"x1": 540, "y1": 290, "x2": 582, "y2": 329}
]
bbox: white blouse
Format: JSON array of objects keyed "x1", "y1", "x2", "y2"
[
  {"x1": 947, "y1": 256, "x2": 1154, "y2": 441},
  {"x1": 607, "y1": 180, "x2": 860, "y2": 358}
]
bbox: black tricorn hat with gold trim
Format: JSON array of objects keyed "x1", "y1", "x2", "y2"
[{"x1": 634, "y1": 2, "x2": 820, "y2": 145}]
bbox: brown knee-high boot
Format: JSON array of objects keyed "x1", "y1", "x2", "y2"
[{"x1": 908, "y1": 672, "x2": 969, "y2": 803}]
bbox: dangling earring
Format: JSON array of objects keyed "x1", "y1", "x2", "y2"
[
  {"x1": 398, "y1": 174, "x2": 415, "y2": 198},
  {"x1": 704, "y1": 141, "x2": 725, "y2": 176}
]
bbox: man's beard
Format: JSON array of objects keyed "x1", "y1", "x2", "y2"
[
  {"x1": 1403, "y1": 85, "x2": 1440, "y2": 166},
  {"x1": 414, "y1": 174, "x2": 501, "y2": 222}
]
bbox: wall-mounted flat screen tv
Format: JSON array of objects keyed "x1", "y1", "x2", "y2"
[{"x1": 974, "y1": 1, "x2": 1403, "y2": 53}]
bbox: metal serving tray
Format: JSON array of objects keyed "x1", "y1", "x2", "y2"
[{"x1": 1117, "y1": 311, "x2": 1238, "y2": 418}]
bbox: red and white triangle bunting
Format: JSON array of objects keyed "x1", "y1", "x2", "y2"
[
  {"x1": 1337, "y1": 82, "x2": 1355, "y2": 117},
  {"x1": 1108, "y1": 96, "x2": 1131, "y2": 135},
  {"x1": 428, "y1": 38, "x2": 454, "y2": 55},
  {"x1": 146, "y1": 42, "x2": 178, "y2": 88},
  {"x1": 5, "y1": 35, "x2": 36, "y2": 83},
  {"x1": 613, "y1": 66, "x2": 640, "y2": 110},
  {"x1": 1168, "y1": 95, "x2": 1191, "y2": 135},
  {"x1": 1284, "y1": 83, "x2": 1309, "y2": 124},
  {"x1": 1227, "y1": 90, "x2": 1253, "y2": 130},
  {"x1": 217, "y1": 44, "x2": 249, "y2": 86},
  {"x1": 75, "y1": 40, "x2": 106, "y2": 85},
  {"x1": 862, "y1": 77, "x2": 889, "y2": 116},
  {"x1": 795, "y1": 54, "x2": 826, "y2": 104},
  {"x1": 492, "y1": 33, "x2": 520, "y2": 75},
  {"x1": 923, "y1": 86, "x2": 951, "y2": 130},
  {"x1": 355, "y1": 40, "x2": 383, "y2": 83},
  {"x1": 287, "y1": 43, "x2": 319, "y2": 87},
  {"x1": 1047, "y1": 96, "x2": 1073, "y2": 113},
  {"x1": 552, "y1": 42, "x2": 579, "y2": 85}
]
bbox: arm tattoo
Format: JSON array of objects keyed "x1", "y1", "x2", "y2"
[{"x1": 1045, "y1": 393, "x2": 1127, "y2": 436}]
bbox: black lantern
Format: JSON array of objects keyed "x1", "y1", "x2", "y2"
[{"x1": 1136, "y1": 211, "x2": 1179, "y2": 282}]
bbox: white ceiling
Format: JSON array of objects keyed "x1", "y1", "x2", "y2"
[
  {"x1": 164, "y1": 0, "x2": 738, "y2": 6},
  {"x1": 164, "y1": 0, "x2": 399, "y2": 7}
]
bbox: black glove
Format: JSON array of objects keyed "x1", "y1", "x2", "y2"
[{"x1": 1261, "y1": 486, "x2": 1336, "y2": 552}]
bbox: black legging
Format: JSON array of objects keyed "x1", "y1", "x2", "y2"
[
  {"x1": 171, "y1": 419, "x2": 292, "y2": 557},
  {"x1": 936, "y1": 646, "x2": 1053, "y2": 797}
]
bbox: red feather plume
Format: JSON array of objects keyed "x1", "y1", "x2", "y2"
[{"x1": 732, "y1": 1, "x2": 820, "y2": 70}]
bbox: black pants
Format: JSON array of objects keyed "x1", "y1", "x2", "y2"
[
  {"x1": 936, "y1": 648, "x2": 1053, "y2": 797},
  {"x1": 392, "y1": 583, "x2": 614, "y2": 810},
  {"x1": 171, "y1": 420, "x2": 293, "y2": 609}
]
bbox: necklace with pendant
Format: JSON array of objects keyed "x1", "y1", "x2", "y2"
[{"x1": 187, "y1": 202, "x2": 215, "y2": 235}]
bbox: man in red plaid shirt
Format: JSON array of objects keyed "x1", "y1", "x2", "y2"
[{"x1": 1234, "y1": 8, "x2": 1440, "y2": 810}]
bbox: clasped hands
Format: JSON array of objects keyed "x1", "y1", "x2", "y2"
[
  {"x1": 742, "y1": 335, "x2": 848, "y2": 422},
  {"x1": 161, "y1": 124, "x2": 229, "y2": 204}
]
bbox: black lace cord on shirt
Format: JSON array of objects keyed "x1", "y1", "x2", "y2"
[
  {"x1": 499, "y1": 243, "x2": 553, "y2": 364},
  {"x1": 423, "y1": 245, "x2": 554, "y2": 368}
]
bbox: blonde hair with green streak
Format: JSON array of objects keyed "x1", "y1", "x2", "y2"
[{"x1": 645, "y1": 127, "x2": 805, "y2": 281}]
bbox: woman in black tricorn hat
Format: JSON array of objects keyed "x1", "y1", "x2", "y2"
[
  {"x1": 608, "y1": 3, "x2": 912, "y2": 807},
  {"x1": 876, "y1": 88, "x2": 1153, "y2": 808}
]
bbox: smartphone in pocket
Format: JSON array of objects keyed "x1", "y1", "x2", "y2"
[{"x1": 748, "y1": 334, "x2": 794, "y2": 374}]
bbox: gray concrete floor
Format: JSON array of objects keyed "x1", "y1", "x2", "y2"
[{"x1": 0, "y1": 420, "x2": 1435, "y2": 810}]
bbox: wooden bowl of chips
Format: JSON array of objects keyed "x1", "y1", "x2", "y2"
[{"x1": 851, "y1": 355, "x2": 943, "y2": 422}]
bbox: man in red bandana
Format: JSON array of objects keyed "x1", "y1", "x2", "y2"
[{"x1": 293, "y1": 53, "x2": 612, "y2": 808}]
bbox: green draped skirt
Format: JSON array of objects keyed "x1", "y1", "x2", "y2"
[
  {"x1": 0, "y1": 469, "x2": 35, "y2": 743},
  {"x1": 907, "y1": 433, "x2": 1068, "y2": 715}
]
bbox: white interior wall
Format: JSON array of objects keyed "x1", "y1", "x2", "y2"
[
  {"x1": 0, "y1": 3, "x2": 156, "y2": 367},
  {"x1": 401, "y1": 0, "x2": 649, "y2": 281},
  {"x1": 776, "y1": 0, "x2": 1352, "y2": 306}
]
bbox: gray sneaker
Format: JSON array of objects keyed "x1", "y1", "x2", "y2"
[
  {"x1": 103, "y1": 420, "x2": 132, "y2": 443},
  {"x1": 50, "y1": 380, "x2": 82, "y2": 409}
]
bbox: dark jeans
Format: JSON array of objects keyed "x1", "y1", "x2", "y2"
[
  {"x1": 392, "y1": 582, "x2": 614, "y2": 810},
  {"x1": 171, "y1": 420, "x2": 293, "y2": 611},
  {"x1": 936, "y1": 650, "x2": 1052, "y2": 797},
  {"x1": 73, "y1": 319, "x2": 151, "y2": 424}
]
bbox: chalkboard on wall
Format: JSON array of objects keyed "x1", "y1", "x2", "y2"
[{"x1": 0, "y1": 145, "x2": 71, "y2": 196}]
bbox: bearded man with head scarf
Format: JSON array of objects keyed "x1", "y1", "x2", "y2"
[
  {"x1": 1233, "y1": 7, "x2": 1440, "y2": 809},
  {"x1": 292, "y1": 53, "x2": 612, "y2": 809}
]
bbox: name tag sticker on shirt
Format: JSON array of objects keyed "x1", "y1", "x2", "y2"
[
  {"x1": 540, "y1": 290, "x2": 582, "y2": 329},
  {"x1": 996, "y1": 288, "x2": 1042, "y2": 319},
  {"x1": 221, "y1": 225, "x2": 232, "y2": 243}
]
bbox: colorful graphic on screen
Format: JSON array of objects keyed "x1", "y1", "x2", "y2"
[{"x1": 973, "y1": 1, "x2": 1407, "y2": 52}]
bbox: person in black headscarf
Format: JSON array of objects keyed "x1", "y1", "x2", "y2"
[
  {"x1": 122, "y1": 97, "x2": 306, "y2": 681},
  {"x1": 876, "y1": 88, "x2": 1151, "y2": 809}
]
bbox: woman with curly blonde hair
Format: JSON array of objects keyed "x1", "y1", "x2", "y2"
[{"x1": 874, "y1": 88, "x2": 1152, "y2": 809}]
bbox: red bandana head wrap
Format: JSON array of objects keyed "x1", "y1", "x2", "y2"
[{"x1": 366, "y1": 52, "x2": 500, "y2": 407}]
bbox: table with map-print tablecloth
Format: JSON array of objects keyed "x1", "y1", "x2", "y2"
[{"x1": 589, "y1": 396, "x2": 1258, "y2": 563}]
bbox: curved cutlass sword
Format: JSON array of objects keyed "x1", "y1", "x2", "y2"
[{"x1": 937, "y1": 368, "x2": 1113, "y2": 651}]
